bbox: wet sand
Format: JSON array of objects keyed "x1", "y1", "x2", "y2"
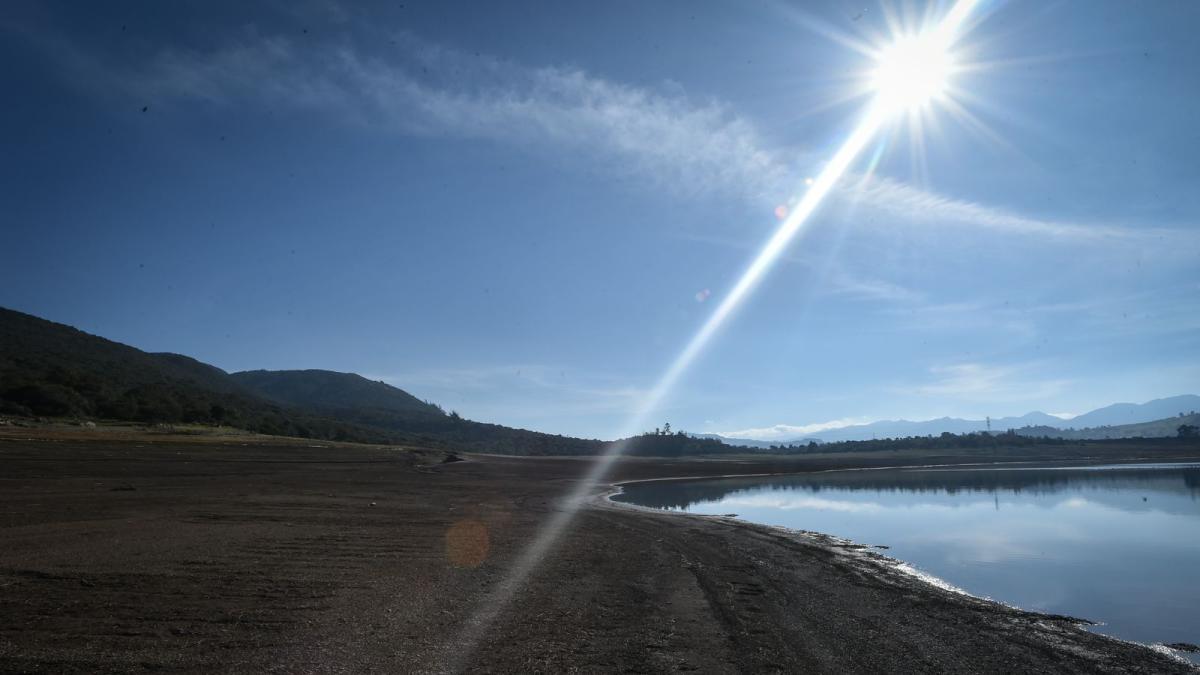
[{"x1": 1, "y1": 430, "x2": 1196, "y2": 673}]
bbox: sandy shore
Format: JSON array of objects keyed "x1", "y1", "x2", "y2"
[{"x1": 0, "y1": 430, "x2": 1196, "y2": 673}]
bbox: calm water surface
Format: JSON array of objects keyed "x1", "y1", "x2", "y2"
[{"x1": 614, "y1": 462, "x2": 1200, "y2": 658}]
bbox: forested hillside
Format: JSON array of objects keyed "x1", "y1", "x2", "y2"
[{"x1": 0, "y1": 307, "x2": 602, "y2": 452}]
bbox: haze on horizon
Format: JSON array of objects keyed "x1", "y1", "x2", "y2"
[{"x1": 2, "y1": 0, "x2": 1198, "y2": 440}]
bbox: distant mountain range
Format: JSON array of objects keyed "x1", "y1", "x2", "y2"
[
  {"x1": 708, "y1": 395, "x2": 1200, "y2": 446},
  {"x1": 1016, "y1": 412, "x2": 1200, "y2": 441}
]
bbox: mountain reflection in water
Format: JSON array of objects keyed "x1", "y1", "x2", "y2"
[
  {"x1": 617, "y1": 463, "x2": 1200, "y2": 512},
  {"x1": 614, "y1": 462, "x2": 1200, "y2": 660}
]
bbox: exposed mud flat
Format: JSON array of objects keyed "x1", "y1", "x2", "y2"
[{"x1": 0, "y1": 430, "x2": 1195, "y2": 673}]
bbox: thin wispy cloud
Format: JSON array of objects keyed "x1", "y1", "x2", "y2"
[
  {"x1": 874, "y1": 287, "x2": 1200, "y2": 342},
  {"x1": 825, "y1": 269, "x2": 927, "y2": 303},
  {"x1": 910, "y1": 361, "x2": 1070, "y2": 402},
  {"x1": 103, "y1": 31, "x2": 790, "y2": 204},
  {"x1": 30, "y1": 22, "x2": 1186, "y2": 246},
  {"x1": 718, "y1": 417, "x2": 872, "y2": 440},
  {"x1": 851, "y1": 176, "x2": 1169, "y2": 243}
]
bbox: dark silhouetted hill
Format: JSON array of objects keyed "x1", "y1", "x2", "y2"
[
  {"x1": 0, "y1": 307, "x2": 407, "y2": 442},
  {"x1": 234, "y1": 369, "x2": 607, "y2": 454},
  {"x1": 0, "y1": 306, "x2": 603, "y2": 453},
  {"x1": 231, "y1": 370, "x2": 443, "y2": 418}
]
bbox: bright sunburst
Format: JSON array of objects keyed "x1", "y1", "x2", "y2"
[{"x1": 871, "y1": 33, "x2": 956, "y2": 111}]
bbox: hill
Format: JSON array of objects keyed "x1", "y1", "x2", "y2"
[
  {"x1": 0, "y1": 307, "x2": 413, "y2": 442},
  {"x1": 1014, "y1": 412, "x2": 1200, "y2": 440},
  {"x1": 1066, "y1": 395, "x2": 1200, "y2": 428},
  {"x1": 1, "y1": 307, "x2": 248, "y2": 420},
  {"x1": 233, "y1": 369, "x2": 609, "y2": 455},
  {"x1": 0, "y1": 306, "x2": 605, "y2": 453},
  {"x1": 3, "y1": 305, "x2": 1196, "y2": 456},
  {"x1": 231, "y1": 370, "x2": 443, "y2": 418}
]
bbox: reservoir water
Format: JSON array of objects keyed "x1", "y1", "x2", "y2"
[{"x1": 613, "y1": 461, "x2": 1200, "y2": 660}]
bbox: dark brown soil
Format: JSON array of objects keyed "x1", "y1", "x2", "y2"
[{"x1": 1, "y1": 430, "x2": 1195, "y2": 673}]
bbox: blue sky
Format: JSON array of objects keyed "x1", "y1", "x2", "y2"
[{"x1": 2, "y1": 0, "x2": 1198, "y2": 440}]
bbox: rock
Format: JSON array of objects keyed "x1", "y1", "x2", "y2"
[{"x1": 1164, "y1": 642, "x2": 1200, "y2": 653}]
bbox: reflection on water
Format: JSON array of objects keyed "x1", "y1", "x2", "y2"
[{"x1": 615, "y1": 462, "x2": 1200, "y2": 658}]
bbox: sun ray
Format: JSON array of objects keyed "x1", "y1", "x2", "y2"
[
  {"x1": 447, "y1": 1, "x2": 985, "y2": 668},
  {"x1": 766, "y1": 2, "x2": 889, "y2": 60},
  {"x1": 939, "y1": 95, "x2": 1019, "y2": 155}
]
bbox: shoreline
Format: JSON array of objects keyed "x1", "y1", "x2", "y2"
[
  {"x1": 600, "y1": 461, "x2": 1200, "y2": 667},
  {"x1": 3, "y1": 431, "x2": 1198, "y2": 672}
]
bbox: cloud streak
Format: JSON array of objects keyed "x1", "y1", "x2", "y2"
[
  {"x1": 35, "y1": 23, "x2": 1189, "y2": 246},
  {"x1": 718, "y1": 417, "x2": 872, "y2": 440},
  {"x1": 115, "y1": 31, "x2": 790, "y2": 204},
  {"x1": 910, "y1": 361, "x2": 1070, "y2": 402},
  {"x1": 852, "y1": 176, "x2": 1181, "y2": 243}
]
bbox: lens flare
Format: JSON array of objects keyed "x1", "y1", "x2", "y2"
[{"x1": 448, "y1": 1, "x2": 983, "y2": 669}]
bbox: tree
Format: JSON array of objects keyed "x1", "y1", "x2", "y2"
[{"x1": 1178, "y1": 424, "x2": 1199, "y2": 439}]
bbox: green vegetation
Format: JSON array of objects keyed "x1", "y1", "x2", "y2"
[
  {"x1": 622, "y1": 426, "x2": 730, "y2": 457},
  {"x1": 0, "y1": 307, "x2": 602, "y2": 452},
  {"x1": 230, "y1": 369, "x2": 443, "y2": 418}
]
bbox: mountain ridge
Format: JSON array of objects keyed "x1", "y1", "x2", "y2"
[
  {"x1": 230, "y1": 369, "x2": 443, "y2": 418},
  {"x1": 0, "y1": 306, "x2": 606, "y2": 454},
  {"x1": 713, "y1": 395, "x2": 1200, "y2": 445},
  {"x1": 3, "y1": 305, "x2": 1195, "y2": 453}
]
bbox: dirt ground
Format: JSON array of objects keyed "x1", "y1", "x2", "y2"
[{"x1": 1, "y1": 430, "x2": 1196, "y2": 673}]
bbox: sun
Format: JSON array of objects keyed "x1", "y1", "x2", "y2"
[{"x1": 871, "y1": 33, "x2": 956, "y2": 112}]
